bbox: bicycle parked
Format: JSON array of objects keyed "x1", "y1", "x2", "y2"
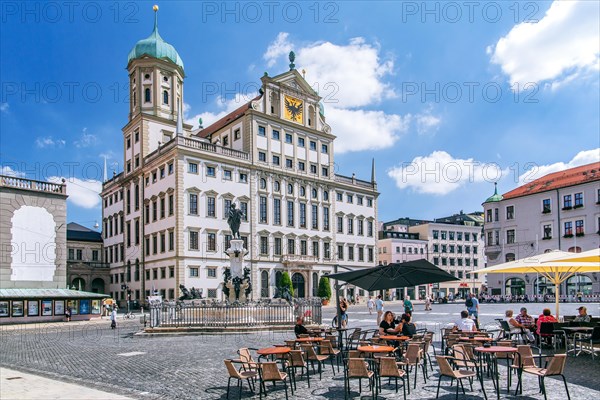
[{"x1": 122, "y1": 311, "x2": 136, "y2": 320}]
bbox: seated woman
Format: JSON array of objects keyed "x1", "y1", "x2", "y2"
[
  {"x1": 379, "y1": 311, "x2": 402, "y2": 336},
  {"x1": 505, "y1": 309, "x2": 535, "y2": 342},
  {"x1": 294, "y1": 316, "x2": 309, "y2": 337},
  {"x1": 401, "y1": 314, "x2": 417, "y2": 337},
  {"x1": 536, "y1": 308, "x2": 558, "y2": 338}
]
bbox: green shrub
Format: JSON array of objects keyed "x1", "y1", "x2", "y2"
[
  {"x1": 317, "y1": 276, "x2": 332, "y2": 300},
  {"x1": 281, "y1": 271, "x2": 294, "y2": 296}
]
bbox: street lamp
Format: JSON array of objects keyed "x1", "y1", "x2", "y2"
[{"x1": 121, "y1": 284, "x2": 131, "y2": 313}]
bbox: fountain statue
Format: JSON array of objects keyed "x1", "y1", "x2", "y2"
[{"x1": 223, "y1": 203, "x2": 250, "y2": 302}]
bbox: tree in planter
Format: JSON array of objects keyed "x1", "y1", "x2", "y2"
[
  {"x1": 317, "y1": 276, "x2": 332, "y2": 303},
  {"x1": 280, "y1": 271, "x2": 294, "y2": 297}
]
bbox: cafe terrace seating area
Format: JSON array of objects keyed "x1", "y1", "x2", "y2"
[{"x1": 222, "y1": 320, "x2": 599, "y2": 399}]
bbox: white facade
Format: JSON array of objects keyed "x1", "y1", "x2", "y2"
[
  {"x1": 483, "y1": 170, "x2": 600, "y2": 297},
  {"x1": 101, "y1": 29, "x2": 378, "y2": 305}
]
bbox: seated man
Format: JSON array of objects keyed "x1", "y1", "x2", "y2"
[
  {"x1": 453, "y1": 310, "x2": 476, "y2": 332},
  {"x1": 401, "y1": 314, "x2": 417, "y2": 337},
  {"x1": 515, "y1": 307, "x2": 536, "y2": 331},
  {"x1": 573, "y1": 306, "x2": 591, "y2": 322},
  {"x1": 294, "y1": 316, "x2": 309, "y2": 337},
  {"x1": 505, "y1": 309, "x2": 535, "y2": 342}
]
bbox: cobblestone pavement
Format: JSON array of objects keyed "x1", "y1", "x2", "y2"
[{"x1": 0, "y1": 302, "x2": 598, "y2": 399}]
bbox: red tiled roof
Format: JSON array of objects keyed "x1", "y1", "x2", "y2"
[
  {"x1": 502, "y1": 162, "x2": 600, "y2": 200},
  {"x1": 196, "y1": 95, "x2": 262, "y2": 139}
]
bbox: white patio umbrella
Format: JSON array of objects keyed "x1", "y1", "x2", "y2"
[{"x1": 472, "y1": 249, "x2": 599, "y2": 318}]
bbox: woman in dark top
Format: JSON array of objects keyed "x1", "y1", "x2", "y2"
[
  {"x1": 379, "y1": 311, "x2": 402, "y2": 335},
  {"x1": 401, "y1": 314, "x2": 417, "y2": 337},
  {"x1": 294, "y1": 317, "x2": 309, "y2": 337}
]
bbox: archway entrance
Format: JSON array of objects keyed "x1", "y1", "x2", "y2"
[
  {"x1": 292, "y1": 273, "x2": 305, "y2": 298},
  {"x1": 72, "y1": 277, "x2": 85, "y2": 291},
  {"x1": 505, "y1": 277, "x2": 525, "y2": 296},
  {"x1": 566, "y1": 274, "x2": 592, "y2": 295},
  {"x1": 91, "y1": 278, "x2": 105, "y2": 294}
]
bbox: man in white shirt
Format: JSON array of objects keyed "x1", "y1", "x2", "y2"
[
  {"x1": 375, "y1": 295, "x2": 384, "y2": 325},
  {"x1": 453, "y1": 310, "x2": 476, "y2": 332}
]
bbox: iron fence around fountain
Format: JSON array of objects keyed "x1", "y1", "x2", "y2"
[{"x1": 148, "y1": 298, "x2": 323, "y2": 328}]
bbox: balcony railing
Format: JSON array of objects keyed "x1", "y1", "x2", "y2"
[
  {"x1": 334, "y1": 174, "x2": 374, "y2": 189},
  {"x1": 67, "y1": 260, "x2": 110, "y2": 268},
  {"x1": 281, "y1": 254, "x2": 319, "y2": 264},
  {"x1": 177, "y1": 136, "x2": 250, "y2": 160},
  {"x1": 0, "y1": 175, "x2": 66, "y2": 195}
]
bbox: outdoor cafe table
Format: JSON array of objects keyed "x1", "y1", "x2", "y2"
[
  {"x1": 460, "y1": 336, "x2": 493, "y2": 343},
  {"x1": 295, "y1": 337, "x2": 324, "y2": 343},
  {"x1": 562, "y1": 326, "x2": 594, "y2": 355},
  {"x1": 257, "y1": 346, "x2": 291, "y2": 362},
  {"x1": 357, "y1": 345, "x2": 395, "y2": 355},
  {"x1": 475, "y1": 346, "x2": 519, "y2": 399}
]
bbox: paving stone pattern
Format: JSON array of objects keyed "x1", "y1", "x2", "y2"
[{"x1": 0, "y1": 302, "x2": 598, "y2": 399}]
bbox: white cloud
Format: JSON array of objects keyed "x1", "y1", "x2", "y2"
[
  {"x1": 327, "y1": 108, "x2": 410, "y2": 153},
  {"x1": 263, "y1": 32, "x2": 293, "y2": 68},
  {"x1": 0, "y1": 166, "x2": 25, "y2": 177},
  {"x1": 185, "y1": 92, "x2": 258, "y2": 130},
  {"x1": 35, "y1": 136, "x2": 66, "y2": 148},
  {"x1": 299, "y1": 37, "x2": 395, "y2": 108},
  {"x1": 490, "y1": 0, "x2": 600, "y2": 88},
  {"x1": 415, "y1": 113, "x2": 441, "y2": 135},
  {"x1": 74, "y1": 128, "x2": 98, "y2": 148},
  {"x1": 0, "y1": 102, "x2": 8, "y2": 113},
  {"x1": 518, "y1": 148, "x2": 600, "y2": 184},
  {"x1": 387, "y1": 151, "x2": 506, "y2": 195},
  {"x1": 48, "y1": 176, "x2": 102, "y2": 209}
]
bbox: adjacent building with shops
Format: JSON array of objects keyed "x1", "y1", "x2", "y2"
[
  {"x1": 482, "y1": 162, "x2": 600, "y2": 297},
  {"x1": 379, "y1": 212, "x2": 486, "y2": 300},
  {"x1": 66, "y1": 223, "x2": 110, "y2": 295},
  {"x1": 101, "y1": 12, "x2": 379, "y2": 306},
  {"x1": 0, "y1": 176, "x2": 106, "y2": 323}
]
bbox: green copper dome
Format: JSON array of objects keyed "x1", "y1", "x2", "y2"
[
  {"x1": 127, "y1": 10, "x2": 184, "y2": 71},
  {"x1": 484, "y1": 182, "x2": 503, "y2": 203}
]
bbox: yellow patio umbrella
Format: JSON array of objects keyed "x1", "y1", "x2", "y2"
[{"x1": 472, "y1": 249, "x2": 599, "y2": 318}]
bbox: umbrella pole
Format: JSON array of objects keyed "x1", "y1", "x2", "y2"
[{"x1": 554, "y1": 277, "x2": 560, "y2": 320}]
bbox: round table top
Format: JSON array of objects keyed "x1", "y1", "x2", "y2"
[
  {"x1": 379, "y1": 335, "x2": 410, "y2": 341},
  {"x1": 357, "y1": 345, "x2": 395, "y2": 353},
  {"x1": 474, "y1": 346, "x2": 517, "y2": 353},
  {"x1": 562, "y1": 326, "x2": 594, "y2": 331},
  {"x1": 257, "y1": 347, "x2": 291, "y2": 355},
  {"x1": 460, "y1": 336, "x2": 493, "y2": 342},
  {"x1": 295, "y1": 337, "x2": 324, "y2": 342}
]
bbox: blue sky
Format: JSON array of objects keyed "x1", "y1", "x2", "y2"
[{"x1": 1, "y1": 1, "x2": 599, "y2": 228}]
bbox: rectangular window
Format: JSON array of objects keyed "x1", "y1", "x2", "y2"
[
  {"x1": 152, "y1": 201, "x2": 157, "y2": 221},
  {"x1": 506, "y1": 205, "x2": 514, "y2": 220},
  {"x1": 464, "y1": 232, "x2": 470, "y2": 241},
  {"x1": 259, "y1": 196, "x2": 267, "y2": 223},
  {"x1": 311, "y1": 205, "x2": 318, "y2": 229},
  {"x1": 169, "y1": 231, "x2": 174, "y2": 251},
  {"x1": 323, "y1": 207, "x2": 330, "y2": 231},
  {"x1": 507, "y1": 229, "x2": 515, "y2": 244},
  {"x1": 152, "y1": 235, "x2": 157, "y2": 254},
  {"x1": 239, "y1": 172, "x2": 248, "y2": 183},
  {"x1": 207, "y1": 232, "x2": 216, "y2": 251},
  {"x1": 494, "y1": 208, "x2": 499, "y2": 221},
  {"x1": 299, "y1": 203, "x2": 306, "y2": 228},
  {"x1": 348, "y1": 247, "x2": 354, "y2": 261},
  {"x1": 223, "y1": 169, "x2": 232, "y2": 180},
  {"x1": 494, "y1": 231, "x2": 499, "y2": 245},
  {"x1": 337, "y1": 216, "x2": 343, "y2": 233},
  {"x1": 168, "y1": 162, "x2": 173, "y2": 175},
  {"x1": 207, "y1": 196, "x2": 216, "y2": 217},
  {"x1": 575, "y1": 220, "x2": 584, "y2": 235},
  {"x1": 298, "y1": 161, "x2": 305, "y2": 171},
  {"x1": 358, "y1": 247, "x2": 364, "y2": 262},
  {"x1": 321, "y1": 144, "x2": 328, "y2": 153},
  {"x1": 272, "y1": 155, "x2": 280, "y2": 166},
  {"x1": 240, "y1": 202, "x2": 248, "y2": 221},
  {"x1": 169, "y1": 194, "x2": 174, "y2": 216},
  {"x1": 160, "y1": 198, "x2": 165, "y2": 219},
  {"x1": 207, "y1": 268, "x2": 217, "y2": 278},
  {"x1": 287, "y1": 201, "x2": 294, "y2": 227},
  {"x1": 189, "y1": 193, "x2": 198, "y2": 215},
  {"x1": 273, "y1": 198, "x2": 281, "y2": 225},
  {"x1": 433, "y1": 230, "x2": 439, "y2": 239},
  {"x1": 368, "y1": 247, "x2": 374, "y2": 262},
  {"x1": 274, "y1": 237, "x2": 282, "y2": 255},
  {"x1": 336, "y1": 192, "x2": 343, "y2": 201},
  {"x1": 287, "y1": 239, "x2": 295, "y2": 255},
  {"x1": 309, "y1": 141, "x2": 317, "y2": 151},
  {"x1": 367, "y1": 221, "x2": 373, "y2": 237},
  {"x1": 542, "y1": 198, "x2": 551, "y2": 213},
  {"x1": 337, "y1": 245, "x2": 344, "y2": 260},
  {"x1": 486, "y1": 209, "x2": 492, "y2": 222},
  {"x1": 310, "y1": 164, "x2": 317, "y2": 174},
  {"x1": 347, "y1": 217, "x2": 354, "y2": 234},
  {"x1": 285, "y1": 133, "x2": 293, "y2": 143},
  {"x1": 272, "y1": 129, "x2": 280, "y2": 140},
  {"x1": 258, "y1": 152, "x2": 266, "y2": 162},
  {"x1": 298, "y1": 137, "x2": 305, "y2": 147},
  {"x1": 324, "y1": 242, "x2": 331, "y2": 259},
  {"x1": 258, "y1": 126, "x2": 266, "y2": 136},
  {"x1": 300, "y1": 240, "x2": 307, "y2": 256},
  {"x1": 543, "y1": 224, "x2": 552, "y2": 239},
  {"x1": 160, "y1": 232, "x2": 165, "y2": 252},
  {"x1": 286, "y1": 159, "x2": 293, "y2": 169},
  {"x1": 206, "y1": 166, "x2": 216, "y2": 177},
  {"x1": 222, "y1": 135, "x2": 229, "y2": 146},
  {"x1": 574, "y1": 192, "x2": 583, "y2": 207},
  {"x1": 234, "y1": 128, "x2": 240, "y2": 140},
  {"x1": 347, "y1": 194, "x2": 353, "y2": 203},
  {"x1": 224, "y1": 234, "x2": 232, "y2": 251},
  {"x1": 189, "y1": 267, "x2": 199, "y2": 277},
  {"x1": 189, "y1": 231, "x2": 199, "y2": 250},
  {"x1": 563, "y1": 194, "x2": 572, "y2": 209},
  {"x1": 188, "y1": 162, "x2": 198, "y2": 173},
  {"x1": 223, "y1": 199, "x2": 232, "y2": 219},
  {"x1": 449, "y1": 231, "x2": 455, "y2": 240}
]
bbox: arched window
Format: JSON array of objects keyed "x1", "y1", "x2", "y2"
[
  {"x1": 273, "y1": 181, "x2": 280, "y2": 192},
  {"x1": 144, "y1": 88, "x2": 151, "y2": 103},
  {"x1": 534, "y1": 276, "x2": 555, "y2": 295},
  {"x1": 275, "y1": 271, "x2": 283, "y2": 287},
  {"x1": 72, "y1": 277, "x2": 85, "y2": 291},
  {"x1": 300, "y1": 186, "x2": 306, "y2": 197},
  {"x1": 260, "y1": 270, "x2": 269, "y2": 298},
  {"x1": 292, "y1": 273, "x2": 305, "y2": 298},
  {"x1": 163, "y1": 90, "x2": 169, "y2": 105},
  {"x1": 505, "y1": 277, "x2": 525, "y2": 296},
  {"x1": 260, "y1": 178, "x2": 267, "y2": 189},
  {"x1": 287, "y1": 184, "x2": 293, "y2": 195},
  {"x1": 323, "y1": 191, "x2": 329, "y2": 201},
  {"x1": 312, "y1": 188, "x2": 318, "y2": 199},
  {"x1": 566, "y1": 274, "x2": 593, "y2": 295}
]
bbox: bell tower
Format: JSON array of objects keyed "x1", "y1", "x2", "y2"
[{"x1": 123, "y1": 5, "x2": 185, "y2": 167}]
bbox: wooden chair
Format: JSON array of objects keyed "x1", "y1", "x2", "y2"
[
  {"x1": 300, "y1": 344, "x2": 329, "y2": 379},
  {"x1": 237, "y1": 348, "x2": 259, "y2": 371},
  {"x1": 286, "y1": 350, "x2": 310, "y2": 390},
  {"x1": 224, "y1": 359, "x2": 257, "y2": 399},
  {"x1": 346, "y1": 358, "x2": 376, "y2": 399},
  {"x1": 378, "y1": 357, "x2": 407, "y2": 399},
  {"x1": 435, "y1": 355, "x2": 487, "y2": 400},
  {"x1": 522, "y1": 354, "x2": 570, "y2": 400},
  {"x1": 258, "y1": 362, "x2": 292, "y2": 400},
  {"x1": 325, "y1": 334, "x2": 338, "y2": 348},
  {"x1": 318, "y1": 339, "x2": 342, "y2": 374},
  {"x1": 509, "y1": 345, "x2": 543, "y2": 394},
  {"x1": 397, "y1": 343, "x2": 425, "y2": 390}
]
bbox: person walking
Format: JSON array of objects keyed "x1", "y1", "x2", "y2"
[
  {"x1": 465, "y1": 293, "x2": 480, "y2": 329},
  {"x1": 375, "y1": 295, "x2": 384, "y2": 325},
  {"x1": 65, "y1": 306, "x2": 71, "y2": 322},
  {"x1": 110, "y1": 307, "x2": 117, "y2": 329},
  {"x1": 424, "y1": 295, "x2": 432, "y2": 311},
  {"x1": 403, "y1": 296, "x2": 413, "y2": 315},
  {"x1": 367, "y1": 296, "x2": 374, "y2": 315}
]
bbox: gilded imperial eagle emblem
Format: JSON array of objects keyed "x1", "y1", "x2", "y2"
[{"x1": 284, "y1": 95, "x2": 303, "y2": 122}]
